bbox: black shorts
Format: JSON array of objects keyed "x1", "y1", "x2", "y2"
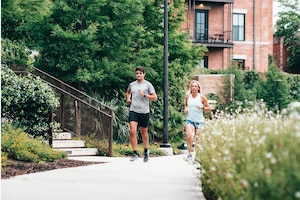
[{"x1": 129, "y1": 111, "x2": 150, "y2": 128}]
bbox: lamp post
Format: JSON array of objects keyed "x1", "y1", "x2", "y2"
[
  {"x1": 275, "y1": 79, "x2": 282, "y2": 111},
  {"x1": 160, "y1": 0, "x2": 171, "y2": 149}
]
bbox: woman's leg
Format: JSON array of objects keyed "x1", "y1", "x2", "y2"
[{"x1": 186, "y1": 124, "x2": 194, "y2": 154}]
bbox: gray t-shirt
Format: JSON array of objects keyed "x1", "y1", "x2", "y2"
[{"x1": 127, "y1": 80, "x2": 156, "y2": 114}]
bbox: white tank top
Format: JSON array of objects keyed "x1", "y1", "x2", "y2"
[{"x1": 186, "y1": 93, "x2": 204, "y2": 123}]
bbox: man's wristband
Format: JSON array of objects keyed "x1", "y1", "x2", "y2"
[{"x1": 144, "y1": 94, "x2": 147, "y2": 98}]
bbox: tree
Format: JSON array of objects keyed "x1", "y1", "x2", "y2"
[
  {"x1": 257, "y1": 62, "x2": 291, "y2": 111},
  {"x1": 1, "y1": 0, "x2": 53, "y2": 48},
  {"x1": 1, "y1": 0, "x2": 206, "y2": 143},
  {"x1": 30, "y1": 0, "x2": 205, "y2": 105},
  {"x1": 274, "y1": 0, "x2": 300, "y2": 73}
]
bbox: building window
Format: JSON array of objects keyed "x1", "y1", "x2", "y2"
[
  {"x1": 234, "y1": 59, "x2": 245, "y2": 70},
  {"x1": 195, "y1": 10, "x2": 208, "y2": 41},
  {"x1": 198, "y1": 56, "x2": 208, "y2": 68},
  {"x1": 233, "y1": 13, "x2": 245, "y2": 41}
]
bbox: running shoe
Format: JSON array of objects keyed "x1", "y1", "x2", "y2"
[
  {"x1": 186, "y1": 154, "x2": 193, "y2": 162},
  {"x1": 143, "y1": 151, "x2": 149, "y2": 162},
  {"x1": 130, "y1": 153, "x2": 138, "y2": 161}
]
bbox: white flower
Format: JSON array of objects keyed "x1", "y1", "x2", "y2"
[
  {"x1": 240, "y1": 179, "x2": 248, "y2": 188},
  {"x1": 210, "y1": 166, "x2": 216, "y2": 171},
  {"x1": 264, "y1": 168, "x2": 272, "y2": 176},
  {"x1": 295, "y1": 191, "x2": 300, "y2": 198},
  {"x1": 225, "y1": 173, "x2": 233, "y2": 179},
  {"x1": 270, "y1": 157, "x2": 277, "y2": 164},
  {"x1": 264, "y1": 127, "x2": 272, "y2": 133},
  {"x1": 265, "y1": 152, "x2": 272, "y2": 159}
]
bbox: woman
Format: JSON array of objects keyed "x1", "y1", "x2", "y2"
[{"x1": 184, "y1": 80, "x2": 210, "y2": 162}]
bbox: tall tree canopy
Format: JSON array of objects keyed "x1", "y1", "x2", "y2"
[
  {"x1": 2, "y1": 0, "x2": 206, "y2": 107},
  {"x1": 274, "y1": 0, "x2": 300, "y2": 73}
]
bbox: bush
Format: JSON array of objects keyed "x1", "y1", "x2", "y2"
[
  {"x1": 198, "y1": 109, "x2": 300, "y2": 200},
  {"x1": 81, "y1": 134, "x2": 166, "y2": 157},
  {"x1": 1, "y1": 123, "x2": 67, "y2": 162},
  {"x1": 1, "y1": 65, "x2": 59, "y2": 139},
  {"x1": 1, "y1": 151, "x2": 8, "y2": 169}
]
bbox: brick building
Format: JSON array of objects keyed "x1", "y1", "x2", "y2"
[
  {"x1": 182, "y1": 0, "x2": 273, "y2": 72},
  {"x1": 273, "y1": 36, "x2": 289, "y2": 72}
]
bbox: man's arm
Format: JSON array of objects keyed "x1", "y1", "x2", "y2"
[
  {"x1": 126, "y1": 90, "x2": 131, "y2": 104},
  {"x1": 144, "y1": 92, "x2": 158, "y2": 101}
]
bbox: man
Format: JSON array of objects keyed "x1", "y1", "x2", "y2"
[{"x1": 126, "y1": 66, "x2": 158, "y2": 162}]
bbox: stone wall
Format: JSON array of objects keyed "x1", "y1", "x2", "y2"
[{"x1": 194, "y1": 74, "x2": 234, "y2": 103}]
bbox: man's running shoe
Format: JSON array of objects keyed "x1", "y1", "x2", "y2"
[
  {"x1": 143, "y1": 151, "x2": 149, "y2": 162},
  {"x1": 130, "y1": 153, "x2": 138, "y2": 161}
]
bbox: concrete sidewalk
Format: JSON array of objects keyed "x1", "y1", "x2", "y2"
[{"x1": 1, "y1": 155, "x2": 206, "y2": 200}]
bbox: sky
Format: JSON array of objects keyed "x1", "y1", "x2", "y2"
[{"x1": 273, "y1": 1, "x2": 280, "y2": 27}]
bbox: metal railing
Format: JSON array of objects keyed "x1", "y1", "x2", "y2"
[
  {"x1": 195, "y1": 0, "x2": 234, "y2": 3},
  {"x1": 14, "y1": 67, "x2": 114, "y2": 156},
  {"x1": 192, "y1": 29, "x2": 233, "y2": 44}
]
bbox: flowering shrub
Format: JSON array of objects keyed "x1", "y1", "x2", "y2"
[
  {"x1": 197, "y1": 108, "x2": 300, "y2": 200},
  {"x1": 1, "y1": 151, "x2": 8, "y2": 169},
  {"x1": 1, "y1": 65, "x2": 59, "y2": 139},
  {"x1": 1, "y1": 123, "x2": 67, "y2": 162}
]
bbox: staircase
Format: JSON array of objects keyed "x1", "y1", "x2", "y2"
[
  {"x1": 52, "y1": 132, "x2": 98, "y2": 156},
  {"x1": 14, "y1": 66, "x2": 113, "y2": 156}
]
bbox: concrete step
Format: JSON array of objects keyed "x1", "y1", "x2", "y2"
[
  {"x1": 52, "y1": 140, "x2": 85, "y2": 148},
  {"x1": 52, "y1": 132, "x2": 98, "y2": 156},
  {"x1": 58, "y1": 148, "x2": 98, "y2": 156},
  {"x1": 53, "y1": 132, "x2": 72, "y2": 140}
]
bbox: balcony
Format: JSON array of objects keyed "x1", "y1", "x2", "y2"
[
  {"x1": 195, "y1": 0, "x2": 234, "y2": 3},
  {"x1": 191, "y1": 30, "x2": 234, "y2": 48}
]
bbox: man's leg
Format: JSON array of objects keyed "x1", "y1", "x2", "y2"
[
  {"x1": 140, "y1": 127, "x2": 149, "y2": 162},
  {"x1": 140, "y1": 127, "x2": 149, "y2": 149},
  {"x1": 129, "y1": 121, "x2": 139, "y2": 161}
]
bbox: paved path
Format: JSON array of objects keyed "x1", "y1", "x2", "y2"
[{"x1": 1, "y1": 155, "x2": 206, "y2": 200}]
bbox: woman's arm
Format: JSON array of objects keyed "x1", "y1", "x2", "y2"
[{"x1": 201, "y1": 95, "x2": 211, "y2": 111}]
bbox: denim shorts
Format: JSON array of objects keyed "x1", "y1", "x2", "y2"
[{"x1": 186, "y1": 119, "x2": 204, "y2": 130}]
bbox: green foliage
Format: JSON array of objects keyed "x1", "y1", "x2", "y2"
[
  {"x1": 1, "y1": 65, "x2": 59, "y2": 138},
  {"x1": 3, "y1": 0, "x2": 206, "y2": 105},
  {"x1": 149, "y1": 99, "x2": 186, "y2": 143},
  {"x1": 274, "y1": 0, "x2": 300, "y2": 71},
  {"x1": 217, "y1": 59, "x2": 294, "y2": 113},
  {"x1": 257, "y1": 64, "x2": 291, "y2": 111},
  {"x1": 1, "y1": 123, "x2": 67, "y2": 162},
  {"x1": 94, "y1": 93, "x2": 130, "y2": 143},
  {"x1": 286, "y1": 74, "x2": 300, "y2": 101},
  {"x1": 198, "y1": 110, "x2": 300, "y2": 200},
  {"x1": 1, "y1": 152, "x2": 8, "y2": 169},
  {"x1": 81, "y1": 134, "x2": 166, "y2": 157},
  {"x1": 1, "y1": 0, "x2": 53, "y2": 47},
  {"x1": 1, "y1": 38, "x2": 33, "y2": 70}
]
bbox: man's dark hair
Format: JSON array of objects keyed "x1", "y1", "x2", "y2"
[{"x1": 135, "y1": 66, "x2": 145, "y2": 73}]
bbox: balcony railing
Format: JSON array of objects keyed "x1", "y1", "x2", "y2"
[
  {"x1": 191, "y1": 29, "x2": 234, "y2": 47},
  {"x1": 195, "y1": 0, "x2": 234, "y2": 3}
]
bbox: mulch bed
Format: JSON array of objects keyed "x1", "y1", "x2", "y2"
[{"x1": 1, "y1": 159, "x2": 103, "y2": 179}]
